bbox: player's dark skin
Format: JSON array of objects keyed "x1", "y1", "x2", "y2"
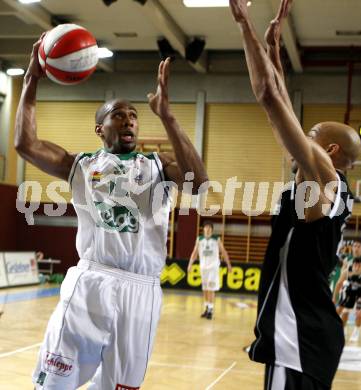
[
  {"x1": 19, "y1": 35, "x2": 208, "y2": 390},
  {"x1": 15, "y1": 36, "x2": 208, "y2": 194},
  {"x1": 229, "y1": 0, "x2": 361, "y2": 222}
]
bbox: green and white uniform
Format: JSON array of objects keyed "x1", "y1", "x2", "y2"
[
  {"x1": 70, "y1": 149, "x2": 171, "y2": 276},
  {"x1": 33, "y1": 149, "x2": 171, "y2": 390},
  {"x1": 198, "y1": 235, "x2": 221, "y2": 291}
]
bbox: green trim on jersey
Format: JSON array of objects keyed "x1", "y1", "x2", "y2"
[
  {"x1": 80, "y1": 149, "x2": 156, "y2": 161},
  {"x1": 71, "y1": 149, "x2": 156, "y2": 186},
  {"x1": 198, "y1": 234, "x2": 219, "y2": 241},
  {"x1": 101, "y1": 149, "x2": 156, "y2": 161}
]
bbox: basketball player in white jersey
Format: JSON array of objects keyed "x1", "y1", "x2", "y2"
[
  {"x1": 188, "y1": 221, "x2": 232, "y2": 319},
  {"x1": 15, "y1": 35, "x2": 208, "y2": 390},
  {"x1": 230, "y1": 0, "x2": 361, "y2": 388}
]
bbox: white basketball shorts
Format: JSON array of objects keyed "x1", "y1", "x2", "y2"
[
  {"x1": 32, "y1": 259, "x2": 162, "y2": 390},
  {"x1": 200, "y1": 266, "x2": 220, "y2": 291}
]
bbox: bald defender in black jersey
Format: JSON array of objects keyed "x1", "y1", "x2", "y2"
[{"x1": 230, "y1": 0, "x2": 361, "y2": 389}]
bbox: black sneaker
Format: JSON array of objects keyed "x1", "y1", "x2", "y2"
[
  {"x1": 206, "y1": 311, "x2": 213, "y2": 320},
  {"x1": 201, "y1": 309, "x2": 208, "y2": 318}
]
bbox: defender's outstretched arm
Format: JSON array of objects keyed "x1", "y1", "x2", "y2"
[{"x1": 229, "y1": 0, "x2": 335, "y2": 182}]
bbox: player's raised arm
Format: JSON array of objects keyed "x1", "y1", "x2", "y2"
[
  {"x1": 229, "y1": 0, "x2": 336, "y2": 183},
  {"x1": 264, "y1": 0, "x2": 293, "y2": 111},
  {"x1": 147, "y1": 58, "x2": 208, "y2": 193},
  {"x1": 14, "y1": 35, "x2": 75, "y2": 181}
]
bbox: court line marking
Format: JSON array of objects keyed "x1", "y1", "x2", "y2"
[
  {"x1": 205, "y1": 361, "x2": 237, "y2": 389},
  {"x1": 0, "y1": 346, "x2": 359, "y2": 385},
  {"x1": 150, "y1": 362, "x2": 225, "y2": 371},
  {"x1": 150, "y1": 360, "x2": 263, "y2": 375},
  {"x1": 0, "y1": 342, "x2": 41, "y2": 359}
]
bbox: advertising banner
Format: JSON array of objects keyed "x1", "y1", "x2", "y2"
[
  {"x1": 0, "y1": 253, "x2": 8, "y2": 288},
  {"x1": 4, "y1": 252, "x2": 39, "y2": 286},
  {"x1": 161, "y1": 258, "x2": 261, "y2": 294}
]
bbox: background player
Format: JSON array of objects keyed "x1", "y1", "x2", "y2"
[
  {"x1": 333, "y1": 256, "x2": 361, "y2": 342},
  {"x1": 347, "y1": 239, "x2": 361, "y2": 267},
  {"x1": 230, "y1": 0, "x2": 361, "y2": 389},
  {"x1": 339, "y1": 239, "x2": 361, "y2": 271},
  {"x1": 15, "y1": 34, "x2": 208, "y2": 389},
  {"x1": 329, "y1": 240, "x2": 357, "y2": 297},
  {"x1": 188, "y1": 221, "x2": 232, "y2": 319}
]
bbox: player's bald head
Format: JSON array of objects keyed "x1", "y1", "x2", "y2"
[
  {"x1": 95, "y1": 99, "x2": 137, "y2": 125},
  {"x1": 309, "y1": 121, "x2": 361, "y2": 170}
]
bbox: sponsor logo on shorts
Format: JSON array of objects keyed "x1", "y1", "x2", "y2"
[
  {"x1": 115, "y1": 385, "x2": 140, "y2": 390},
  {"x1": 36, "y1": 371, "x2": 47, "y2": 385},
  {"x1": 44, "y1": 352, "x2": 74, "y2": 377}
]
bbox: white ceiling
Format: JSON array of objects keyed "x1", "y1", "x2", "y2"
[{"x1": 0, "y1": 0, "x2": 360, "y2": 73}]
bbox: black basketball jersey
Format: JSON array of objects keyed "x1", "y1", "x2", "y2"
[
  {"x1": 249, "y1": 172, "x2": 353, "y2": 387},
  {"x1": 347, "y1": 264, "x2": 361, "y2": 290}
]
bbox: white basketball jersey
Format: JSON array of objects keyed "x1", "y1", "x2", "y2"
[
  {"x1": 69, "y1": 149, "x2": 171, "y2": 276},
  {"x1": 198, "y1": 235, "x2": 220, "y2": 270}
]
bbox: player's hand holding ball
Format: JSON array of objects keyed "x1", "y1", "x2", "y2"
[{"x1": 26, "y1": 33, "x2": 46, "y2": 80}]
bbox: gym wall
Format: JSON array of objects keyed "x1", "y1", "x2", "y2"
[
  {"x1": 0, "y1": 184, "x2": 18, "y2": 251},
  {"x1": 2, "y1": 71, "x2": 361, "y2": 272}
]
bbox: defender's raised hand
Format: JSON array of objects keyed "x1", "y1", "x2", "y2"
[
  {"x1": 147, "y1": 57, "x2": 171, "y2": 119},
  {"x1": 264, "y1": 0, "x2": 294, "y2": 109},
  {"x1": 229, "y1": 0, "x2": 250, "y2": 23},
  {"x1": 264, "y1": 0, "x2": 292, "y2": 47}
]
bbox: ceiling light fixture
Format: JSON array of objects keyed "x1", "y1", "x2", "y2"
[
  {"x1": 98, "y1": 48, "x2": 114, "y2": 58},
  {"x1": 183, "y1": 0, "x2": 228, "y2": 6},
  {"x1": 18, "y1": 0, "x2": 41, "y2": 3},
  {"x1": 6, "y1": 68, "x2": 25, "y2": 76},
  {"x1": 183, "y1": 0, "x2": 252, "y2": 7}
]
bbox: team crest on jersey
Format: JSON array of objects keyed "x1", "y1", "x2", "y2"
[
  {"x1": 88, "y1": 160, "x2": 140, "y2": 232},
  {"x1": 95, "y1": 203, "x2": 139, "y2": 233},
  {"x1": 115, "y1": 385, "x2": 139, "y2": 390}
]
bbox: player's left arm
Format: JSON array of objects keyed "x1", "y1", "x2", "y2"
[
  {"x1": 148, "y1": 58, "x2": 208, "y2": 194},
  {"x1": 218, "y1": 238, "x2": 232, "y2": 272}
]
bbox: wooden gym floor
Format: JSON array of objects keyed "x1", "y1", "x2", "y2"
[{"x1": 0, "y1": 285, "x2": 360, "y2": 389}]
